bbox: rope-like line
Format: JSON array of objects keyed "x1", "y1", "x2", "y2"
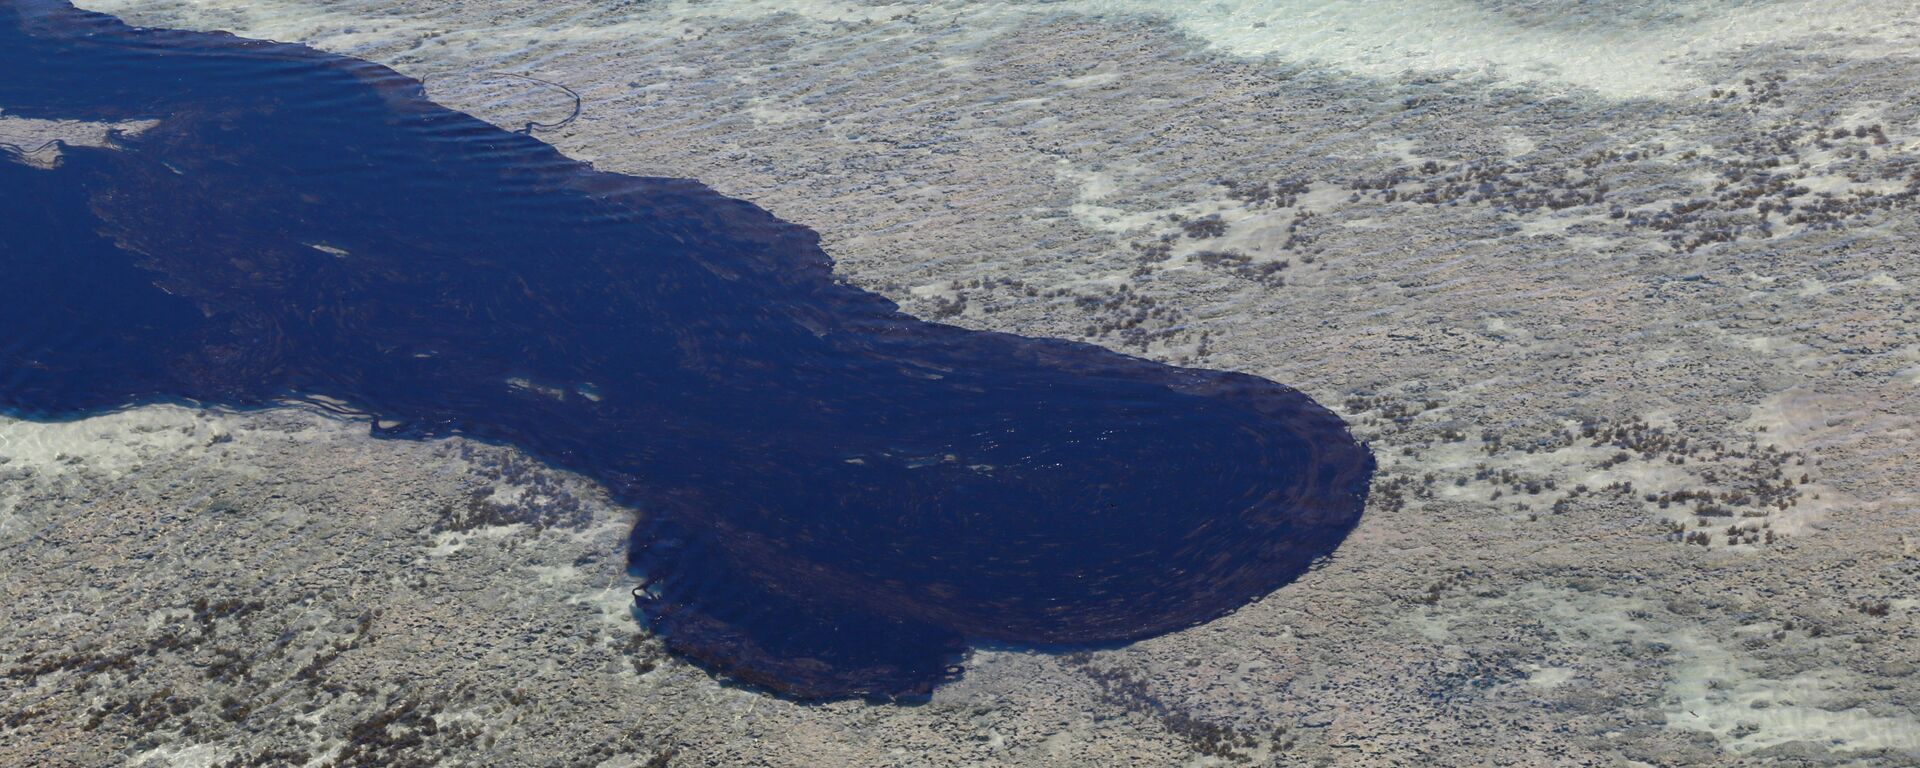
[
  {"x1": 485, "y1": 71, "x2": 582, "y2": 135},
  {"x1": 0, "y1": 138, "x2": 64, "y2": 157}
]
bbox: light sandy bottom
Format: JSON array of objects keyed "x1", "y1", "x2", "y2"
[{"x1": 0, "y1": 110, "x2": 156, "y2": 168}]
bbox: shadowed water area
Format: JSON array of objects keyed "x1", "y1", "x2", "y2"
[{"x1": 0, "y1": 0, "x2": 1372, "y2": 699}]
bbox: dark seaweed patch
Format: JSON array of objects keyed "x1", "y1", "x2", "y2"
[{"x1": 0, "y1": 0, "x2": 1372, "y2": 700}]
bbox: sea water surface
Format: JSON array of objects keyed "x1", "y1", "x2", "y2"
[{"x1": 0, "y1": 0, "x2": 1372, "y2": 699}]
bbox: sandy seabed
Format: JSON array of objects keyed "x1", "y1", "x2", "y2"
[{"x1": 6, "y1": 0, "x2": 1920, "y2": 764}]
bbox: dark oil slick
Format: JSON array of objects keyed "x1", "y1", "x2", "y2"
[{"x1": 0, "y1": 0, "x2": 1373, "y2": 699}]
